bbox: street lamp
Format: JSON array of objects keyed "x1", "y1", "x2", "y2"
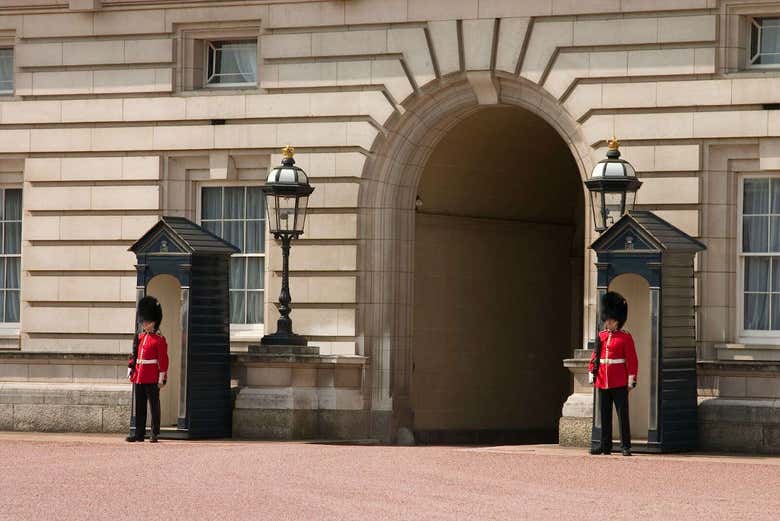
[
  {"x1": 260, "y1": 145, "x2": 314, "y2": 347},
  {"x1": 584, "y1": 138, "x2": 642, "y2": 233}
]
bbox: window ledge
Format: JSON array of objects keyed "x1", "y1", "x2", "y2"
[
  {"x1": 230, "y1": 326, "x2": 264, "y2": 343},
  {"x1": 715, "y1": 342, "x2": 780, "y2": 362}
]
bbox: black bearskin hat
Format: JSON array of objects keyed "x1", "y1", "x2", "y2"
[
  {"x1": 138, "y1": 296, "x2": 163, "y2": 329},
  {"x1": 600, "y1": 291, "x2": 628, "y2": 328}
]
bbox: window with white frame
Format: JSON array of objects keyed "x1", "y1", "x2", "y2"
[
  {"x1": 750, "y1": 17, "x2": 780, "y2": 66},
  {"x1": 0, "y1": 48, "x2": 13, "y2": 94},
  {"x1": 205, "y1": 40, "x2": 257, "y2": 87},
  {"x1": 200, "y1": 186, "x2": 265, "y2": 326},
  {"x1": 740, "y1": 177, "x2": 780, "y2": 337},
  {"x1": 0, "y1": 189, "x2": 21, "y2": 324}
]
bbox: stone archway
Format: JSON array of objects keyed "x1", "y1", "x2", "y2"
[{"x1": 358, "y1": 76, "x2": 596, "y2": 442}]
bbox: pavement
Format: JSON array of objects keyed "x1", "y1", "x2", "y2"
[{"x1": 0, "y1": 432, "x2": 778, "y2": 521}]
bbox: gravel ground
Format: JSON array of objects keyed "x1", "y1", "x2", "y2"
[{"x1": 0, "y1": 433, "x2": 778, "y2": 521}]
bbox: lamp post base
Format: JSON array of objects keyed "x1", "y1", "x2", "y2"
[
  {"x1": 249, "y1": 343, "x2": 320, "y2": 356},
  {"x1": 259, "y1": 331, "x2": 309, "y2": 347}
]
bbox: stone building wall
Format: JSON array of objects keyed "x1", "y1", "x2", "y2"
[{"x1": 0, "y1": 0, "x2": 776, "y2": 449}]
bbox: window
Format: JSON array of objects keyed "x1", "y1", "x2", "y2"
[
  {"x1": 0, "y1": 48, "x2": 12, "y2": 94},
  {"x1": 0, "y1": 189, "x2": 20, "y2": 324},
  {"x1": 750, "y1": 17, "x2": 780, "y2": 66},
  {"x1": 200, "y1": 186, "x2": 265, "y2": 325},
  {"x1": 205, "y1": 40, "x2": 257, "y2": 87},
  {"x1": 739, "y1": 177, "x2": 780, "y2": 337}
]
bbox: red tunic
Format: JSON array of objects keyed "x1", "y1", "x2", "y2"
[
  {"x1": 588, "y1": 329, "x2": 638, "y2": 389},
  {"x1": 130, "y1": 332, "x2": 169, "y2": 385}
]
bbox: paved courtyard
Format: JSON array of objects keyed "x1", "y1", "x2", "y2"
[{"x1": 0, "y1": 433, "x2": 778, "y2": 521}]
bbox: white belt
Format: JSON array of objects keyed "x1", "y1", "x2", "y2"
[
  {"x1": 136, "y1": 359, "x2": 158, "y2": 365},
  {"x1": 599, "y1": 358, "x2": 625, "y2": 364}
]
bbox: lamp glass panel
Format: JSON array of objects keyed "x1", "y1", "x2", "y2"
[
  {"x1": 625, "y1": 190, "x2": 637, "y2": 212},
  {"x1": 604, "y1": 162, "x2": 625, "y2": 177},
  {"x1": 591, "y1": 163, "x2": 605, "y2": 178},
  {"x1": 277, "y1": 167, "x2": 298, "y2": 184},
  {"x1": 293, "y1": 195, "x2": 309, "y2": 233},
  {"x1": 277, "y1": 195, "x2": 297, "y2": 233},
  {"x1": 590, "y1": 190, "x2": 605, "y2": 231},
  {"x1": 604, "y1": 191, "x2": 624, "y2": 228},
  {"x1": 265, "y1": 193, "x2": 279, "y2": 233},
  {"x1": 624, "y1": 163, "x2": 636, "y2": 177}
]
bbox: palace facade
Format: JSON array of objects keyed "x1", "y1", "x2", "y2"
[{"x1": 0, "y1": 0, "x2": 778, "y2": 453}]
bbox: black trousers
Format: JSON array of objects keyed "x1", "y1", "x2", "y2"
[
  {"x1": 597, "y1": 386, "x2": 631, "y2": 450},
  {"x1": 133, "y1": 383, "x2": 160, "y2": 439}
]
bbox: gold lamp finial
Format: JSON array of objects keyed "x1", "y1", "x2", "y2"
[
  {"x1": 607, "y1": 136, "x2": 620, "y2": 150},
  {"x1": 282, "y1": 145, "x2": 295, "y2": 159}
]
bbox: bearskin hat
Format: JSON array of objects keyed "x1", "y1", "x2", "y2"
[
  {"x1": 138, "y1": 295, "x2": 163, "y2": 329},
  {"x1": 600, "y1": 291, "x2": 628, "y2": 328}
]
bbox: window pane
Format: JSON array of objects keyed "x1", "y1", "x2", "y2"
[
  {"x1": 0, "y1": 48, "x2": 12, "y2": 92},
  {"x1": 223, "y1": 221, "x2": 244, "y2": 251},
  {"x1": 772, "y1": 216, "x2": 780, "y2": 252},
  {"x1": 773, "y1": 259, "x2": 780, "y2": 292},
  {"x1": 217, "y1": 42, "x2": 256, "y2": 84},
  {"x1": 3, "y1": 222, "x2": 20, "y2": 255},
  {"x1": 223, "y1": 187, "x2": 244, "y2": 219},
  {"x1": 743, "y1": 216, "x2": 769, "y2": 252},
  {"x1": 230, "y1": 290, "x2": 246, "y2": 324},
  {"x1": 5, "y1": 258, "x2": 19, "y2": 289},
  {"x1": 247, "y1": 257, "x2": 264, "y2": 290},
  {"x1": 246, "y1": 220, "x2": 264, "y2": 253},
  {"x1": 4, "y1": 290, "x2": 18, "y2": 323},
  {"x1": 247, "y1": 291, "x2": 263, "y2": 324},
  {"x1": 202, "y1": 188, "x2": 222, "y2": 219},
  {"x1": 247, "y1": 187, "x2": 264, "y2": 219},
  {"x1": 744, "y1": 179, "x2": 770, "y2": 214},
  {"x1": 752, "y1": 21, "x2": 760, "y2": 61},
  {"x1": 201, "y1": 220, "x2": 221, "y2": 237},
  {"x1": 773, "y1": 294, "x2": 780, "y2": 330},
  {"x1": 746, "y1": 257, "x2": 770, "y2": 292},
  {"x1": 745, "y1": 293, "x2": 770, "y2": 330},
  {"x1": 762, "y1": 25, "x2": 780, "y2": 55},
  {"x1": 4, "y1": 189, "x2": 21, "y2": 220},
  {"x1": 230, "y1": 257, "x2": 246, "y2": 290}
]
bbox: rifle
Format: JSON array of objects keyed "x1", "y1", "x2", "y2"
[
  {"x1": 591, "y1": 329, "x2": 602, "y2": 380},
  {"x1": 128, "y1": 322, "x2": 140, "y2": 379}
]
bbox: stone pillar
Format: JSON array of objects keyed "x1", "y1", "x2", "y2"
[{"x1": 559, "y1": 350, "x2": 593, "y2": 446}]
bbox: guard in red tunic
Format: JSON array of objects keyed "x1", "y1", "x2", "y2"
[
  {"x1": 126, "y1": 296, "x2": 169, "y2": 443},
  {"x1": 589, "y1": 291, "x2": 638, "y2": 456}
]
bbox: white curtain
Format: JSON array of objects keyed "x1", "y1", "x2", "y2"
[
  {"x1": 3, "y1": 258, "x2": 20, "y2": 322},
  {"x1": 0, "y1": 49, "x2": 12, "y2": 92},
  {"x1": 221, "y1": 43, "x2": 257, "y2": 83},
  {"x1": 745, "y1": 257, "x2": 770, "y2": 330}
]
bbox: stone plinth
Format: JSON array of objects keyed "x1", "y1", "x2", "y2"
[
  {"x1": 231, "y1": 349, "x2": 369, "y2": 440},
  {"x1": 559, "y1": 350, "x2": 593, "y2": 447},
  {"x1": 0, "y1": 352, "x2": 130, "y2": 433},
  {"x1": 698, "y1": 361, "x2": 780, "y2": 454}
]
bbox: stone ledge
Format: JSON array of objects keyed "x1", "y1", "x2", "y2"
[
  {"x1": 0, "y1": 382, "x2": 130, "y2": 406},
  {"x1": 232, "y1": 352, "x2": 367, "y2": 366},
  {"x1": 715, "y1": 343, "x2": 780, "y2": 363},
  {"x1": 0, "y1": 352, "x2": 128, "y2": 363},
  {"x1": 234, "y1": 386, "x2": 364, "y2": 411},
  {"x1": 698, "y1": 360, "x2": 780, "y2": 375}
]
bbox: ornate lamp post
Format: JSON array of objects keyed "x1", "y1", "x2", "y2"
[
  {"x1": 584, "y1": 138, "x2": 642, "y2": 233},
  {"x1": 260, "y1": 145, "x2": 314, "y2": 347}
]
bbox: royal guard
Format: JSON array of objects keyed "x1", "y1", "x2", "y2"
[
  {"x1": 126, "y1": 296, "x2": 169, "y2": 443},
  {"x1": 589, "y1": 291, "x2": 638, "y2": 456}
]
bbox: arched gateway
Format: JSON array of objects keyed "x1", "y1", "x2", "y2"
[{"x1": 358, "y1": 77, "x2": 597, "y2": 441}]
